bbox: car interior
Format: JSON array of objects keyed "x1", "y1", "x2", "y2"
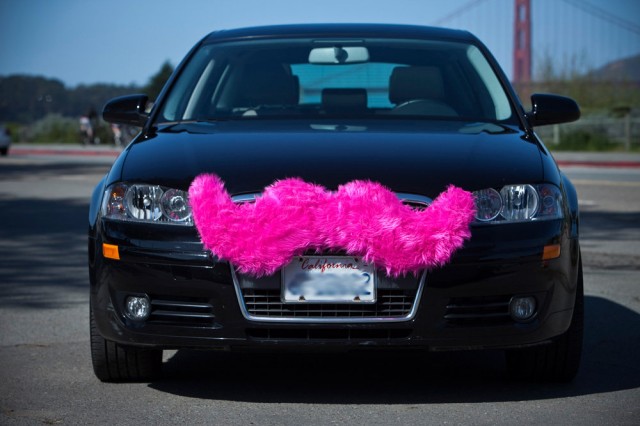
[{"x1": 159, "y1": 41, "x2": 513, "y2": 124}]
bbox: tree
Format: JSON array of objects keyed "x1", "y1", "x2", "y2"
[
  {"x1": 0, "y1": 75, "x2": 67, "y2": 123},
  {"x1": 0, "y1": 75, "x2": 139, "y2": 124},
  {"x1": 143, "y1": 61, "x2": 174, "y2": 101},
  {"x1": 521, "y1": 51, "x2": 640, "y2": 114}
]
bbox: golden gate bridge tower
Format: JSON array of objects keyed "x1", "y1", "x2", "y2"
[{"x1": 513, "y1": 0, "x2": 532, "y2": 83}]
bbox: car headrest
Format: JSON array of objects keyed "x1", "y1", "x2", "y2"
[
  {"x1": 239, "y1": 64, "x2": 299, "y2": 106},
  {"x1": 389, "y1": 66, "x2": 445, "y2": 105},
  {"x1": 321, "y1": 88, "x2": 368, "y2": 112}
]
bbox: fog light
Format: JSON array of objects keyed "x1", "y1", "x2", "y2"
[
  {"x1": 125, "y1": 295, "x2": 151, "y2": 321},
  {"x1": 509, "y1": 296, "x2": 536, "y2": 322}
]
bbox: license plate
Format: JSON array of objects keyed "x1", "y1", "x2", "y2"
[{"x1": 282, "y1": 256, "x2": 376, "y2": 303}]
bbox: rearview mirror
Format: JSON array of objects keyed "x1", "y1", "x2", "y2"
[
  {"x1": 528, "y1": 94, "x2": 580, "y2": 127},
  {"x1": 103, "y1": 94, "x2": 150, "y2": 127},
  {"x1": 309, "y1": 46, "x2": 369, "y2": 64}
]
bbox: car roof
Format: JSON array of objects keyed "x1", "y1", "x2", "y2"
[{"x1": 203, "y1": 23, "x2": 476, "y2": 44}]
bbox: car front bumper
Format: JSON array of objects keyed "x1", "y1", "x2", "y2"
[{"x1": 89, "y1": 218, "x2": 580, "y2": 352}]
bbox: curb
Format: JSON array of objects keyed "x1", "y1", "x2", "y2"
[
  {"x1": 9, "y1": 146, "x2": 122, "y2": 158},
  {"x1": 556, "y1": 160, "x2": 640, "y2": 169}
]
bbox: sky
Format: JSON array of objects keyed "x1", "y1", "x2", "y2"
[{"x1": 1, "y1": 0, "x2": 639, "y2": 87}]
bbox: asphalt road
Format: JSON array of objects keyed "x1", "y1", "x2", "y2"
[{"x1": 0, "y1": 152, "x2": 639, "y2": 425}]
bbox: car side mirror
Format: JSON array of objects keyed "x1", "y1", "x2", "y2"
[
  {"x1": 103, "y1": 94, "x2": 150, "y2": 127},
  {"x1": 527, "y1": 94, "x2": 580, "y2": 127}
]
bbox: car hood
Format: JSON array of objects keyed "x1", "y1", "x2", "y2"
[{"x1": 117, "y1": 120, "x2": 549, "y2": 197}]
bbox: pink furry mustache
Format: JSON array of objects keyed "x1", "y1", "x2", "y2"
[{"x1": 189, "y1": 174, "x2": 475, "y2": 277}]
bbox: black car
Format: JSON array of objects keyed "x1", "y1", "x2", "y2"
[{"x1": 89, "y1": 23, "x2": 582, "y2": 382}]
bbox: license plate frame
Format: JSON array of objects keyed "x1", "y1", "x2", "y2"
[{"x1": 282, "y1": 256, "x2": 376, "y2": 304}]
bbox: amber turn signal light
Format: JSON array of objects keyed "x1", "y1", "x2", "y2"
[
  {"x1": 103, "y1": 243, "x2": 120, "y2": 260},
  {"x1": 542, "y1": 244, "x2": 561, "y2": 260}
]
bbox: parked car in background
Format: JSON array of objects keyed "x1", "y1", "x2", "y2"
[
  {"x1": 0, "y1": 124, "x2": 11, "y2": 156},
  {"x1": 89, "y1": 24, "x2": 582, "y2": 383}
]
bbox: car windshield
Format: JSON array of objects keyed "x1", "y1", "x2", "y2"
[{"x1": 157, "y1": 37, "x2": 516, "y2": 124}]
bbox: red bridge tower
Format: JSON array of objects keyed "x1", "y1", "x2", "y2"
[{"x1": 513, "y1": 0, "x2": 532, "y2": 83}]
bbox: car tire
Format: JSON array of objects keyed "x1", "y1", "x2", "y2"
[
  {"x1": 90, "y1": 305, "x2": 162, "y2": 382},
  {"x1": 0, "y1": 147, "x2": 7, "y2": 156},
  {"x1": 505, "y1": 258, "x2": 584, "y2": 382}
]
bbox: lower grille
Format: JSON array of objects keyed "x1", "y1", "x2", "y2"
[
  {"x1": 148, "y1": 297, "x2": 215, "y2": 327},
  {"x1": 246, "y1": 328, "x2": 412, "y2": 340},
  {"x1": 242, "y1": 289, "x2": 415, "y2": 320},
  {"x1": 444, "y1": 295, "x2": 512, "y2": 326}
]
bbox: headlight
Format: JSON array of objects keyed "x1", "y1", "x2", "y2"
[
  {"x1": 473, "y1": 188, "x2": 502, "y2": 222},
  {"x1": 102, "y1": 183, "x2": 193, "y2": 225},
  {"x1": 473, "y1": 184, "x2": 563, "y2": 224},
  {"x1": 500, "y1": 184, "x2": 538, "y2": 221}
]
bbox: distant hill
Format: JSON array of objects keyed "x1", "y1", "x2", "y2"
[{"x1": 589, "y1": 54, "x2": 640, "y2": 83}]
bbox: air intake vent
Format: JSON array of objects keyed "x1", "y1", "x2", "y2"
[
  {"x1": 444, "y1": 295, "x2": 512, "y2": 326},
  {"x1": 246, "y1": 328, "x2": 412, "y2": 340},
  {"x1": 148, "y1": 297, "x2": 215, "y2": 327},
  {"x1": 242, "y1": 289, "x2": 415, "y2": 319}
]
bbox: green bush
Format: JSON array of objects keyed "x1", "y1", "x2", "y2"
[
  {"x1": 27, "y1": 114, "x2": 81, "y2": 144},
  {"x1": 19, "y1": 114, "x2": 115, "y2": 144},
  {"x1": 554, "y1": 129, "x2": 616, "y2": 151}
]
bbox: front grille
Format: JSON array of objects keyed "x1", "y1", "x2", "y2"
[
  {"x1": 148, "y1": 297, "x2": 215, "y2": 327},
  {"x1": 401, "y1": 200, "x2": 429, "y2": 210},
  {"x1": 444, "y1": 295, "x2": 512, "y2": 326},
  {"x1": 246, "y1": 328, "x2": 412, "y2": 340},
  {"x1": 242, "y1": 289, "x2": 415, "y2": 319},
  {"x1": 398, "y1": 193, "x2": 432, "y2": 210}
]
